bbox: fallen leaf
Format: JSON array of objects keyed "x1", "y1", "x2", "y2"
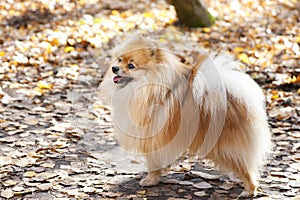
[
  {"x1": 37, "y1": 80, "x2": 53, "y2": 89},
  {"x1": 202, "y1": 27, "x2": 211, "y2": 33},
  {"x1": 24, "y1": 118, "x2": 39, "y2": 125},
  {"x1": 146, "y1": 190, "x2": 159, "y2": 197},
  {"x1": 82, "y1": 186, "x2": 96, "y2": 193},
  {"x1": 193, "y1": 182, "x2": 213, "y2": 189},
  {"x1": 179, "y1": 180, "x2": 193, "y2": 185},
  {"x1": 238, "y1": 53, "x2": 251, "y2": 65},
  {"x1": 64, "y1": 46, "x2": 75, "y2": 53},
  {"x1": 35, "y1": 172, "x2": 57, "y2": 181},
  {"x1": 40, "y1": 162, "x2": 55, "y2": 168},
  {"x1": 3, "y1": 180, "x2": 19, "y2": 187},
  {"x1": 37, "y1": 183, "x2": 52, "y2": 191},
  {"x1": 0, "y1": 156, "x2": 13, "y2": 166},
  {"x1": 12, "y1": 185, "x2": 24, "y2": 192},
  {"x1": 161, "y1": 178, "x2": 179, "y2": 184},
  {"x1": 111, "y1": 10, "x2": 119, "y2": 15},
  {"x1": 194, "y1": 191, "x2": 206, "y2": 197},
  {"x1": 15, "y1": 157, "x2": 37, "y2": 167},
  {"x1": 233, "y1": 47, "x2": 244, "y2": 53},
  {"x1": 1, "y1": 189, "x2": 14, "y2": 198},
  {"x1": 24, "y1": 171, "x2": 36, "y2": 178},
  {"x1": 136, "y1": 189, "x2": 147, "y2": 195},
  {"x1": 220, "y1": 182, "x2": 234, "y2": 190},
  {"x1": 190, "y1": 171, "x2": 222, "y2": 180}
]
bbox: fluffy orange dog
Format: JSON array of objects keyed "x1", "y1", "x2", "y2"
[{"x1": 99, "y1": 35, "x2": 271, "y2": 197}]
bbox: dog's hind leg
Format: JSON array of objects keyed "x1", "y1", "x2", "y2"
[
  {"x1": 213, "y1": 152, "x2": 259, "y2": 197},
  {"x1": 234, "y1": 164, "x2": 258, "y2": 197}
]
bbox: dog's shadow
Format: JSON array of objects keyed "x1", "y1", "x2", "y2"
[
  {"x1": 92, "y1": 147, "x2": 266, "y2": 199},
  {"x1": 109, "y1": 163, "x2": 255, "y2": 200}
]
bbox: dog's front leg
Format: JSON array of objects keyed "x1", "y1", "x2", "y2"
[
  {"x1": 139, "y1": 155, "x2": 163, "y2": 186},
  {"x1": 139, "y1": 169, "x2": 161, "y2": 186}
]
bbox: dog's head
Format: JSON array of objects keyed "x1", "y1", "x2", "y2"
[
  {"x1": 109, "y1": 35, "x2": 163, "y2": 85},
  {"x1": 108, "y1": 35, "x2": 188, "y2": 86},
  {"x1": 110, "y1": 47, "x2": 165, "y2": 85}
]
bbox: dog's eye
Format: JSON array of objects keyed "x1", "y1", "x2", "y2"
[
  {"x1": 128, "y1": 63, "x2": 135, "y2": 69},
  {"x1": 118, "y1": 58, "x2": 122, "y2": 62}
]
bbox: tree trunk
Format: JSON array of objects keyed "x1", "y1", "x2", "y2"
[{"x1": 169, "y1": 0, "x2": 215, "y2": 27}]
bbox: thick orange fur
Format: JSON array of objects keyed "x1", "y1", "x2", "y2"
[{"x1": 99, "y1": 35, "x2": 271, "y2": 197}]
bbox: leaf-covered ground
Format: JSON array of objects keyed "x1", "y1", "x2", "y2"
[{"x1": 0, "y1": 0, "x2": 299, "y2": 199}]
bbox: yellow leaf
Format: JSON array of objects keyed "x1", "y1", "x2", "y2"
[
  {"x1": 143, "y1": 12, "x2": 154, "y2": 18},
  {"x1": 204, "y1": 41, "x2": 210, "y2": 46},
  {"x1": 64, "y1": 46, "x2": 74, "y2": 53},
  {"x1": 0, "y1": 51, "x2": 5, "y2": 56},
  {"x1": 237, "y1": 53, "x2": 250, "y2": 65},
  {"x1": 271, "y1": 94, "x2": 279, "y2": 100},
  {"x1": 233, "y1": 47, "x2": 244, "y2": 53},
  {"x1": 37, "y1": 81, "x2": 53, "y2": 89},
  {"x1": 256, "y1": 43, "x2": 261, "y2": 49},
  {"x1": 31, "y1": 36, "x2": 38, "y2": 41},
  {"x1": 284, "y1": 75, "x2": 300, "y2": 84},
  {"x1": 296, "y1": 34, "x2": 300, "y2": 43},
  {"x1": 111, "y1": 10, "x2": 119, "y2": 15},
  {"x1": 202, "y1": 27, "x2": 211, "y2": 33},
  {"x1": 159, "y1": 38, "x2": 166, "y2": 43},
  {"x1": 79, "y1": 0, "x2": 85, "y2": 5}
]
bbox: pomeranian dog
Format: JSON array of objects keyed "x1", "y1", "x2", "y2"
[{"x1": 98, "y1": 35, "x2": 271, "y2": 197}]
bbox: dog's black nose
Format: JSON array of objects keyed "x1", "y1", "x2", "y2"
[{"x1": 112, "y1": 66, "x2": 119, "y2": 73}]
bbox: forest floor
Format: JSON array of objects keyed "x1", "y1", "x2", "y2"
[{"x1": 0, "y1": 0, "x2": 299, "y2": 199}]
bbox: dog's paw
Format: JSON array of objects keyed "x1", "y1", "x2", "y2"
[
  {"x1": 139, "y1": 175, "x2": 160, "y2": 186},
  {"x1": 238, "y1": 189, "x2": 257, "y2": 198}
]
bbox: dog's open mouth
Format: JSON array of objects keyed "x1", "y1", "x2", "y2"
[
  {"x1": 113, "y1": 76, "x2": 133, "y2": 84},
  {"x1": 113, "y1": 75, "x2": 123, "y2": 84}
]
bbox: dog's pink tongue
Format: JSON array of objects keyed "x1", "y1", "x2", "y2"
[{"x1": 113, "y1": 76, "x2": 122, "y2": 83}]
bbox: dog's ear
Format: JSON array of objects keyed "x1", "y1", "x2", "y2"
[
  {"x1": 172, "y1": 53, "x2": 192, "y2": 65},
  {"x1": 150, "y1": 48, "x2": 156, "y2": 57},
  {"x1": 110, "y1": 34, "x2": 157, "y2": 57},
  {"x1": 150, "y1": 48, "x2": 164, "y2": 62},
  {"x1": 175, "y1": 54, "x2": 187, "y2": 64}
]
